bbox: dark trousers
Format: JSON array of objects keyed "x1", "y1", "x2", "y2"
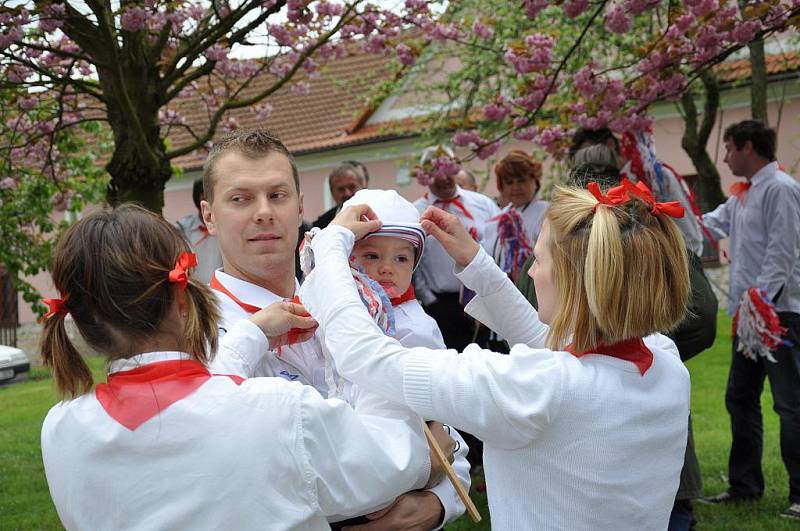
[
  {"x1": 726, "y1": 312, "x2": 800, "y2": 503},
  {"x1": 424, "y1": 291, "x2": 475, "y2": 351}
]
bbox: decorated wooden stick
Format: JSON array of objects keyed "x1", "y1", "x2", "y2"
[{"x1": 423, "y1": 423, "x2": 482, "y2": 523}]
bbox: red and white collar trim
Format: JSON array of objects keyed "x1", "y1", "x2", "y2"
[
  {"x1": 211, "y1": 269, "x2": 298, "y2": 311},
  {"x1": 108, "y1": 351, "x2": 193, "y2": 375}
]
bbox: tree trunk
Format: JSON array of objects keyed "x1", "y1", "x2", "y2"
[
  {"x1": 97, "y1": 52, "x2": 171, "y2": 214},
  {"x1": 681, "y1": 70, "x2": 726, "y2": 212},
  {"x1": 106, "y1": 141, "x2": 171, "y2": 213},
  {"x1": 748, "y1": 38, "x2": 768, "y2": 125}
]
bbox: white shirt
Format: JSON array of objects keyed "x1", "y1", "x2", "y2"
[
  {"x1": 175, "y1": 213, "x2": 223, "y2": 285},
  {"x1": 208, "y1": 271, "x2": 471, "y2": 527},
  {"x1": 703, "y1": 162, "x2": 800, "y2": 314},
  {"x1": 481, "y1": 199, "x2": 550, "y2": 263},
  {"x1": 413, "y1": 186, "x2": 501, "y2": 303},
  {"x1": 41, "y1": 322, "x2": 430, "y2": 531},
  {"x1": 302, "y1": 226, "x2": 691, "y2": 531}
]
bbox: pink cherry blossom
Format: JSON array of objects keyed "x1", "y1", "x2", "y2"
[
  {"x1": 120, "y1": 7, "x2": 148, "y2": 32},
  {"x1": 473, "y1": 21, "x2": 494, "y2": 40},
  {"x1": 0, "y1": 178, "x2": 17, "y2": 190},
  {"x1": 564, "y1": 0, "x2": 589, "y2": 18},
  {"x1": 452, "y1": 130, "x2": 482, "y2": 148},
  {"x1": 396, "y1": 44, "x2": 416, "y2": 66},
  {"x1": 523, "y1": 0, "x2": 550, "y2": 19},
  {"x1": 731, "y1": 20, "x2": 760, "y2": 44},
  {"x1": 252, "y1": 103, "x2": 273, "y2": 120},
  {"x1": 605, "y1": 6, "x2": 632, "y2": 33},
  {"x1": 483, "y1": 101, "x2": 510, "y2": 122}
]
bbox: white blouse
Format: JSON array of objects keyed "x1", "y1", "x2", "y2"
[
  {"x1": 41, "y1": 320, "x2": 430, "y2": 530},
  {"x1": 302, "y1": 225, "x2": 691, "y2": 531}
]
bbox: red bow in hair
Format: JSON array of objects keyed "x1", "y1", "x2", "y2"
[
  {"x1": 589, "y1": 179, "x2": 684, "y2": 219},
  {"x1": 588, "y1": 180, "x2": 632, "y2": 210},
  {"x1": 42, "y1": 297, "x2": 68, "y2": 319},
  {"x1": 168, "y1": 252, "x2": 197, "y2": 291},
  {"x1": 628, "y1": 179, "x2": 685, "y2": 218}
]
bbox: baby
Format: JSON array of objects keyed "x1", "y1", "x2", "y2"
[{"x1": 343, "y1": 189, "x2": 446, "y2": 350}]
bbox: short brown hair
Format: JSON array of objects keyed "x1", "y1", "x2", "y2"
[
  {"x1": 203, "y1": 129, "x2": 299, "y2": 203},
  {"x1": 723, "y1": 120, "x2": 776, "y2": 161},
  {"x1": 495, "y1": 150, "x2": 543, "y2": 191},
  {"x1": 544, "y1": 186, "x2": 689, "y2": 353},
  {"x1": 40, "y1": 204, "x2": 220, "y2": 398}
]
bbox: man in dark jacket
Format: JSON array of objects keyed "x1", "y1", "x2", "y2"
[{"x1": 312, "y1": 161, "x2": 368, "y2": 229}]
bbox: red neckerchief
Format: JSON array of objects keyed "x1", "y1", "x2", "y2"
[
  {"x1": 390, "y1": 285, "x2": 417, "y2": 307},
  {"x1": 210, "y1": 273, "x2": 261, "y2": 314},
  {"x1": 566, "y1": 337, "x2": 653, "y2": 375},
  {"x1": 425, "y1": 192, "x2": 474, "y2": 220},
  {"x1": 730, "y1": 181, "x2": 751, "y2": 201},
  {"x1": 95, "y1": 359, "x2": 244, "y2": 431},
  {"x1": 210, "y1": 273, "x2": 308, "y2": 348}
]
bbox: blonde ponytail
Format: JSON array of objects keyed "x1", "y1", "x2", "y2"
[{"x1": 545, "y1": 185, "x2": 689, "y2": 353}]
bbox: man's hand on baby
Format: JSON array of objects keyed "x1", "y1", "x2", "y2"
[
  {"x1": 331, "y1": 204, "x2": 383, "y2": 239},
  {"x1": 344, "y1": 491, "x2": 444, "y2": 531},
  {"x1": 249, "y1": 301, "x2": 318, "y2": 349},
  {"x1": 419, "y1": 206, "x2": 480, "y2": 268},
  {"x1": 424, "y1": 421, "x2": 456, "y2": 489}
]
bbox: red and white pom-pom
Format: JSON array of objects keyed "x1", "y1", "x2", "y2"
[{"x1": 733, "y1": 288, "x2": 788, "y2": 363}]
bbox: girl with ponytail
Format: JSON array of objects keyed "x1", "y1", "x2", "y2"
[
  {"x1": 40, "y1": 204, "x2": 435, "y2": 530},
  {"x1": 301, "y1": 179, "x2": 692, "y2": 530}
]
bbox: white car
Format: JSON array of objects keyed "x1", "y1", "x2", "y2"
[{"x1": 0, "y1": 345, "x2": 30, "y2": 383}]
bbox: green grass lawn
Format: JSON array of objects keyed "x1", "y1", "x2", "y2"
[{"x1": 1, "y1": 314, "x2": 797, "y2": 530}]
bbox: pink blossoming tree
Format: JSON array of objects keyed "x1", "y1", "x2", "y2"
[
  {"x1": 390, "y1": 0, "x2": 799, "y2": 182},
  {"x1": 0, "y1": 0, "x2": 435, "y2": 212}
]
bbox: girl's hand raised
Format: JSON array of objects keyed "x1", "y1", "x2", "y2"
[
  {"x1": 419, "y1": 206, "x2": 480, "y2": 268},
  {"x1": 330, "y1": 204, "x2": 383, "y2": 240}
]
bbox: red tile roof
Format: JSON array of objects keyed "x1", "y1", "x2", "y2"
[
  {"x1": 169, "y1": 50, "x2": 406, "y2": 170},
  {"x1": 715, "y1": 51, "x2": 799, "y2": 83},
  {"x1": 167, "y1": 50, "x2": 800, "y2": 170}
]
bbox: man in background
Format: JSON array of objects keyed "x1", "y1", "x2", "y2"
[
  {"x1": 176, "y1": 178, "x2": 223, "y2": 284},
  {"x1": 312, "y1": 161, "x2": 369, "y2": 229}
]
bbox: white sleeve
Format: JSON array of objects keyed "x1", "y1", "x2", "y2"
[
  {"x1": 209, "y1": 319, "x2": 270, "y2": 377},
  {"x1": 643, "y1": 333, "x2": 680, "y2": 359},
  {"x1": 301, "y1": 226, "x2": 566, "y2": 451},
  {"x1": 457, "y1": 246, "x2": 549, "y2": 349},
  {"x1": 395, "y1": 306, "x2": 471, "y2": 526},
  {"x1": 298, "y1": 385, "x2": 431, "y2": 518},
  {"x1": 702, "y1": 197, "x2": 734, "y2": 240},
  {"x1": 427, "y1": 427, "x2": 471, "y2": 527}
]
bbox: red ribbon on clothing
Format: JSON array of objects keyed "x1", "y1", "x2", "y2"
[
  {"x1": 390, "y1": 285, "x2": 417, "y2": 307},
  {"x1": 566, "y1": 337, "x2": 654, "y2": 375},
  {"x1": 730, "y1": 181, "x2": 752, "y2": 201},
  {"x1": 426, "y1": 192, "x2": 475, "y2": 221},
  {"x1": 209, "y1": 274, "x2": 309, "y2": 351},
  {"x1": 95, "y1": 359, "x2": 244, "y2": 431}
]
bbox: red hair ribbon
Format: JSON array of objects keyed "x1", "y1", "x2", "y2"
[
  {"x1": 628, "y1": 179, "x2": 685, "y2": 218},
  {"x1": 588, "y1": 180, "x2": 631, "y2": 210},
  {"x1": 169, "y1": 252, "x2": 197, "y2": 308},
  {"x1": 168, "y1": 252, "x2": 198, "y2": 291},
  {"x1": 43, "y1": 297, "x2": 68, "y2": 319},
  {"x1": 589, "y1": 179, "x2": 684, "y2": 218}
]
